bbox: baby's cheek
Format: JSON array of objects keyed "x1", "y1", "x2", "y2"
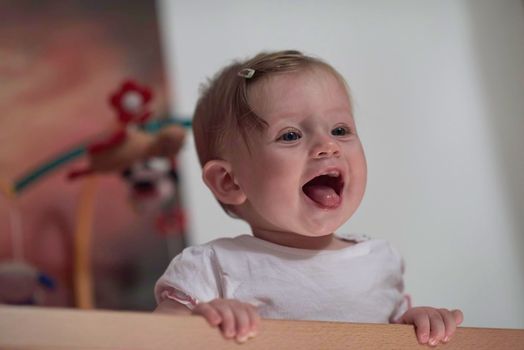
[{"x1": 253, "y1": 183, "x2": 297, "y2": 218}]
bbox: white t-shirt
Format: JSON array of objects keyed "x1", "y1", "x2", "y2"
[{"x1": 155, "y1": 234, "x2": 409, "y2": 323}]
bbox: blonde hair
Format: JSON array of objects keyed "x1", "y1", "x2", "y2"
[
  {"x1": 193, "y1": 50, "x2": 350, "y2": 166},
  {"x1": 192, "y1": 50, "x2": 350, "y2": 215}
]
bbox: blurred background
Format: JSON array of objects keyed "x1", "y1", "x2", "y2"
[
  {"x1": 1, "y1": 0, "x2": 523, "y2": 329},
  {"x1": 0, "y1": 1, "x2": 186, "y2": 311}
]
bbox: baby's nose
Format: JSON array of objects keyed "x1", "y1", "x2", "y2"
[{"x1": 310, "y1": 139, "x2": 340, "y2": 159}]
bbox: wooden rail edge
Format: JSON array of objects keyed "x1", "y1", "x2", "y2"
[{"x1": 0, "y1": 306, "x2": 523, "y2": 349}]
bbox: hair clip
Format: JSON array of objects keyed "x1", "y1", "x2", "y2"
[{"x1": 238, "y1": 68, "x2": 255, "y2": 79}]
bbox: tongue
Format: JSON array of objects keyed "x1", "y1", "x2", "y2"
[{"x1": 303, "y1": 185, "x2": 341, "y2": 208}]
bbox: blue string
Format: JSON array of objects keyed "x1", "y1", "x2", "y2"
[
  {"x1": 14, "y1": 146, "x2": 87, "y2": 194},
  {"x1": 12, "y1": 117, "x2": 192, "y2": 195}
]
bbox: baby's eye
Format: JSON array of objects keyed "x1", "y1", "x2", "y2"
[
  {"x1": 277, "y1": 131, "x2": 302, "y2": 142},
  {"x1": 331, "y1": 126, "x2": 351, "y2": 136}
]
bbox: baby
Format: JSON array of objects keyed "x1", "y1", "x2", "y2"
[{"x1": 154, "y1": 50, "x2": 463, "y2": 346}]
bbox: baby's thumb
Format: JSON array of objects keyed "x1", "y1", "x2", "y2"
[{"x1": 452, "y1": 309, "x2": 463, "y2": 325}]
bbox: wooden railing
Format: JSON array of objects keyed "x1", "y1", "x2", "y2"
[{"x1": 0, "y1": 306, "x2": 523, "y2": 349}]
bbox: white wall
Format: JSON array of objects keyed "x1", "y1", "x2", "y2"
[{"x1": 157, "y1": 0, "x2": 524, "y2": 328}]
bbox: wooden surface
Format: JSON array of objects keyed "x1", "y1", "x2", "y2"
[{"x1": 0, "y1": 306, "x2": 523, "y2": 349}]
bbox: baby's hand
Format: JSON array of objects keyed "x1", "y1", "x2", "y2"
[
  {"x1": 192, "y1": 298, "x2": 260, "y2": 343},
  {"x1": 395, "y1": 307, "x2": 463, "y2": 346}
]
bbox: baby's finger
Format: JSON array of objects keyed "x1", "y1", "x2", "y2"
[
  {"x1": 192, "y1": 303, "x2": 222, "y2": 327},
  {"x1": 234, "y1": 305, "x2": 252, "y2": 343},
  {"x1": 214, "y1": 303, "x2": 236, "y2": 339},
  {"x1": 452, "y1": 309, "x2": 464, "y2": 325},
  {"x1": 246, "y1": 303, "x2": 260, "y2": 337},
  {"x1": 412, "y1": 313, "x2": 431, "y2": 344},
  {"x1": 439, "y1": 309, "x2": 457, "y2": 342},
  {"x1": 428, "y1": 311, "x2": 445, "y2": 346}
]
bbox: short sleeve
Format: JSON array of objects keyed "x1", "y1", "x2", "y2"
[
  {"x1": 154, "y1": 244, "x2": 221, "y2": 310},
  {"x1": 388, "y1": 247, "x2": 412, "y2": 322}
]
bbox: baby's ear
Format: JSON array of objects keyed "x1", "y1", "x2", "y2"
[{"x1": 202, "y1": 160, "x2": 246, "y2": 205}]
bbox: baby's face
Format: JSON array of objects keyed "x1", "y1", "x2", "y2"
[{"x1": 228, "y1": 67, "x2": 367, "y2": 240}]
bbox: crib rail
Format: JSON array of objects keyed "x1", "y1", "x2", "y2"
[{"x1": 0, "y1": 306, "x2": 523, "y2": 349}]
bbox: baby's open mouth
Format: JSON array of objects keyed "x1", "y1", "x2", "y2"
[{"x1": 302, "y1": 171, "x2": 344, "y2": 208}]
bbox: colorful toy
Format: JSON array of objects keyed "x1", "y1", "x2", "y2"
[
  {"x1": 0, "y1": 80, "x2": 190, "y2": 309},
  {"x1": 121, "y1": 157, "x2": 186, "y2": 236},
  {"x1": 68, "y1": 80, "x2": 185, "y2": 179},
  {"x1": 0, "y1": 261, "x2": 55, "y2": 305}
]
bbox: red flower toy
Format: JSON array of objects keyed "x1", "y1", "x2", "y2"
[
  {"x1": 110, "y1": 80, "x2": 153, "y2": 124},
  {"x1": 68, "y1": 80, "x2": 186, "y2": 180}
]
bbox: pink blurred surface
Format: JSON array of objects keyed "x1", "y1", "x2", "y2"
[{"x1": 0, "y1": 2, "x2": 181, "y2": 310}]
